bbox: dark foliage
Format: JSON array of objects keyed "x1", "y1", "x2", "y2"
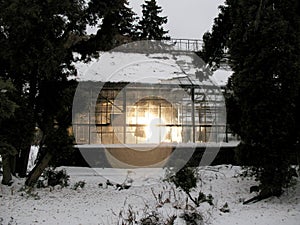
[
  {"x1": 78, "y1": 0, "x2": 139, "y2": 53},
  {"x1": 37, "y1": 168, "x2": 70, "y2": 188},
  {"x1": 171, "y1": 167, "x2": 197, "y2": 194},
  {"x1": 0, "y1": 0, "x2": 124, "y2": 179},
  {"x1": 0, "y1": 0, "x2": 170, "y2": 185},
  {"x1": 201, "y1": 0, "x2": 300, "y2": 197},
  {"x1": 137, "y1": 0, "x2": 169, "y2": 40}
]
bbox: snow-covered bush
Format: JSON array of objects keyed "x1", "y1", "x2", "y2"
[
  {"x1": 179, "y1": 211, "x2": 204, "y2": 225},
  {"x1": 165, "y1": 166, "x2": 214, "y2": 207},
  {"x1": 167, "y1": 167, "x2": 198, "y2": 194},
  {"x1": 72, "y1": 181, "x2": 86, "y2": 190},
  {"x1": 36, "y1": 168, "x2": 69, "y2": 188},
  {"x1": 118, "y1": 184, "x2": 208, "y2": 225}
]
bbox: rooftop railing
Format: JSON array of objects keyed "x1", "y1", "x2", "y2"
[
  {"x1": 115, "y1": 38, "x2": 203, "y2": 53},
  {"x1": 114, "y1": 38, "x2": 231, "y2": 70},
  {"x1": 162, "y1": 38, "x2": 203, "y2": 52}
]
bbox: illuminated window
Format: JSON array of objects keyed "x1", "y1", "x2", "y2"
[{"x1": 127, "y1": 97, "x2": 181, "y2": 144}]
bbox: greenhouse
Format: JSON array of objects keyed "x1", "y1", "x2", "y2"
[{"x1": 72, "y1": 44, "x2": 229, "y2": 146}]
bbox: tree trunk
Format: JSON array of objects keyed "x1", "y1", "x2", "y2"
[
  {"x1": 16, "y1": 144, "x2": 32, "y2": 177},
  {"x1": 19, "y1": 72, "x2": 39, "y2": 178},
  {"x1": 25, "y1": 151, "x2": 53, "y2": 187}
]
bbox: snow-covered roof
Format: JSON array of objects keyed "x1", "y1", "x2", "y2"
[{"x1": 74, "y1": 51, "x2": 232, "y2": 87}]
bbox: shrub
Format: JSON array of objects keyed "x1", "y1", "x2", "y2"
[
  {"x1": 36, "y1": 168, "x2": 69, "y2": 188},
  {"x1": 72, "y1": 181, "x2": 86, "y2": 190}
]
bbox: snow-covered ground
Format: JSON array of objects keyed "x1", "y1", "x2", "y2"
[{"x1": 0, "y1": 165, "x2": 299, "y2": 225}]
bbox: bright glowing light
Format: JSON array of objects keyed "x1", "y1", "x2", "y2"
[
  {"x1": 171, "y1": 127, "x2": 182, "y2": 143},
  {"x1": 135, "y1": 112, "x2": 166, "y2": 143},
  {"x1": 145, "y1": 117, "x2": 166, "y2": 143},
  {"x1": 128, "y1": 105, "x2": 182, "y2": 143}
]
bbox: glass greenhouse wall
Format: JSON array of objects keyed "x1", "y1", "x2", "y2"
[{"x1": 73, "y1": 81, "x2": 229, "y2": 145}]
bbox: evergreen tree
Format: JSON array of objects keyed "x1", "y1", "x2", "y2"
[
  {"x1": 0, "y1": 78, "x2": 18, "y2": 155},
  {"x1": 229, "y1": 0, "x2": 300, "y2": 197},
  {"x1": 201, "y1": 0, "x2": 300, "y2": 198},
  {"x1": 0, "y1": 0, "x2": 126, "y2": 181},
  {"x1": 138, "y1": 0, "x2": 169, "y2": 40},
  {"x1": 0, "y1": 0, "x2": 83, "y2": 177},
  {"x1": 0, "y1": 79, "x2": 18, "y2": 185},
  {"x1": 0, "y1": 79, "x2": 17, "y2": 122},
  {"x1": 197, "y1": 5, "x2": 231, "y2": 71},
  {"x1": 96, "y1": 0, "x2": 138, "y2": 50}
]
